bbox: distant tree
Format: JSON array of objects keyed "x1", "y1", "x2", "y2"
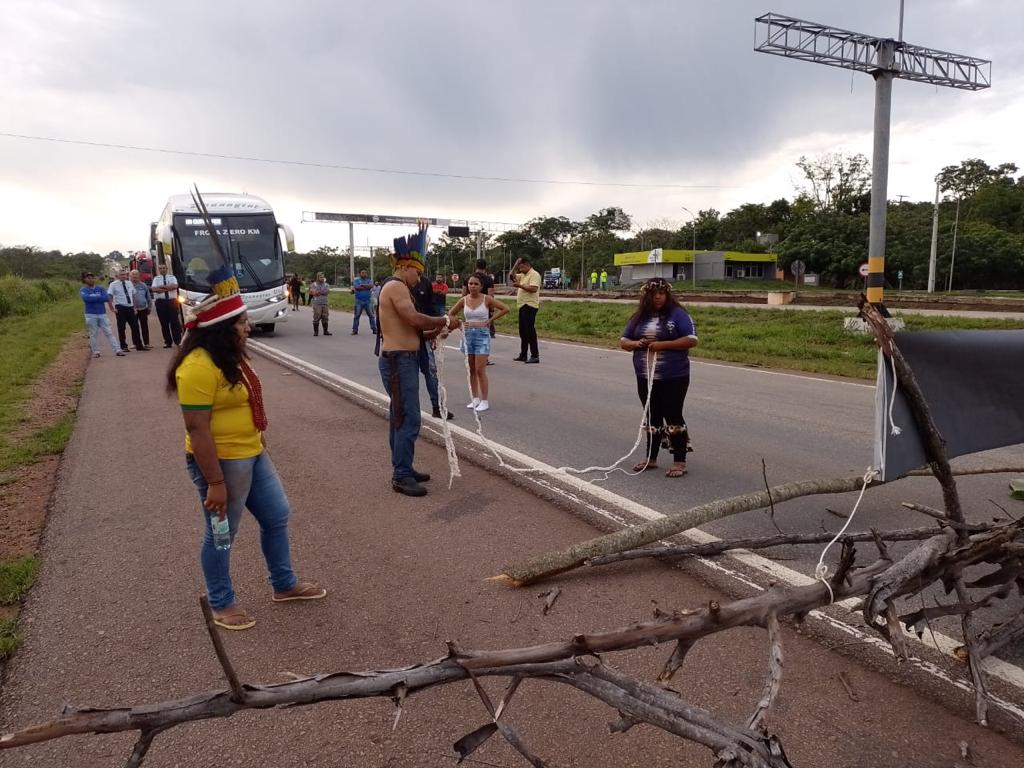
[
  {"x1": 584, "y1": 207, "x2": 632, "y2": 234},
  {"x1": 795, "y1": 153, "x2": 871, "y2": 215},
  {"x1": 936, "y1": 158, "x2": 1018, "y2": 203}
]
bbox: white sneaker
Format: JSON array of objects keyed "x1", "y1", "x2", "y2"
[
  {"x1": 474, "y1": 400, "x2": 490, "y2": 412},
  {"x1": 467, "y1": 398, "x2": 480, "y2": 409}
]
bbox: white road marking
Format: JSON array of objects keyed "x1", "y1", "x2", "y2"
[{"x1": 250, "y1": 340, "x2": 1024, "y2": 720}]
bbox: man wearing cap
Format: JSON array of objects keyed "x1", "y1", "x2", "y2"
[
  {"x1": 80, "y1": 271, "x2": 123, "y2": 357},
  {"x1": 309, "y1": 272, "x2": 332, "y2": 336},
  {"x1": 377, "y1": 227, "x2": 461, "y2": 496},
  {"x1": 107, "y1": 268, "x2": 145, "y2": 352},
  {"x1": 152, "y1": 262, "x2": 183, "y2": 347}
]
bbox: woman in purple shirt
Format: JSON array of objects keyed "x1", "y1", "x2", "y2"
[{"x1": 619, "y1": 278, "x2": 698, "y2": 477}]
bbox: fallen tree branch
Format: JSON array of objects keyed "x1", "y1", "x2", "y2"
[
  {"x1": 585, "y1": 526, "x2": 978, "y2": 567},
  {"x1": 493, "y1": 474, "x2": 878, "y2": 586}
]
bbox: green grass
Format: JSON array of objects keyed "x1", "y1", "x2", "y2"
[
  {"x1": 0, "y1": 299, "x2": 83, "y2": 469},
  {"x1": 0, "y1": 414, "x2": 76, "y2": 472},
  {"x1": 0, "y1": 617, "x2": 23, "y2": 659},
  {"x1": 0, "y1": 556, "x2": 39, "y2": 604},
  {"x1": 331, "y1": 290, "x2": 1024, "y2": 380}
]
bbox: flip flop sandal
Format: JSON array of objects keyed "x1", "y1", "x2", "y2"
[
  {"x1": 213, "y1": 610, "x2": 256, "y2": 631},
  {"x1": 665, "y1": 465, "x2": 688, "y2": 478},
  {"x1": 272, "y1": 582, "x2": 327, "y2": 602},
  {"x1": 633, "y1": 461, "x2": 659, "y2": 473}
]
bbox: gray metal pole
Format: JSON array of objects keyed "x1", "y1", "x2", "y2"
[
  {"x1": 348, "y1": 222, "x2": 355, "y2": 284},
  {"x1": 866, "y1": 42, "x2": 894, "y2": 306},
  {"x1": 927, "y1": 180, "x2": 940, "y2": 292},
  {"x1": 947, "y1": 197, "x2": 961, "y2": 291},
  {"x1": 369, "y1": 240, "x2": 374, "y2": 282}
]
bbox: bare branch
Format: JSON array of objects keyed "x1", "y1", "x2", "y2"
[
  {"x1": 199, "y1": 595, "x2": 248, "y2": 704},
  {"x1": 747, "y1": 614, "x2": 783, "y2": 733}
]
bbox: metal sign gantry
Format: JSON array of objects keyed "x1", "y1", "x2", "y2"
[
  {"x1": 302, "y1": 211, "x2": 520, "y2": 282},
  {"x1": 755, "y1": 7, "x2": 991, "y2": 307}
]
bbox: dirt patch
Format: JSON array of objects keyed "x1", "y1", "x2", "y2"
[{"x1": 0, "y1": 336, "x2": 88, "y2": 558}]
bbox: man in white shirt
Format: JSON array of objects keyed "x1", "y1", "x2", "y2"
[
  {"x1": 107, "y1": 268, "x2": 145, "y2": 351},
  {"x1": 151, "y1": 262, "x2": 183, "y2": 347}
]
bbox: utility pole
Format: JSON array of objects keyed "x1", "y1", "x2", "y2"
[
  {"x1": 928, "y1": 179, "x2": 940, "y2": 292},
  {"x1": 755, "y1": 7, "x2": 991, "y2": 311},
  {"x1": 348, "y1": 221, "x2": 355, "y2": 285}
]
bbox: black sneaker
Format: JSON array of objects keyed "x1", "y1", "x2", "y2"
[
  {"x1": 412, "y1": 470, "x2": 431, "y2": 483},
  {"x1": 392, "y1": 477, "x2": 427, "y2": 497},
  {"x1": 513, "y1": 355, "x2": 527, "y2": 362},
  {"x1": 486, "y1": 360, "x2": 495, "y2": 366},
  {"x1": 323, "y1": 331, "x2": 333, "y2": 336},
  {"x1": 431, "y1": 407, "x2": 454, "y2": 420},
  {"x1": 525, "y1": 357, "x2": 540, "y2": 364}
]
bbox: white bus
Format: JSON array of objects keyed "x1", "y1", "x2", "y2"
[{"x1": 152, "y1": 193, "x2": 294, "y2": 333}]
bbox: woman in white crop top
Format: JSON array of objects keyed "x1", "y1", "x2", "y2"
[{"x1": 448, "y1": 275, "x2": 509, "y2": 412}]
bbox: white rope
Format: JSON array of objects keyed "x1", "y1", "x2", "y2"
[
  {"x1": 443, "y1": 329, "x2": 661, "y2": 481},
  {"x1": 886, "y1": 340, "x2": 902, "y2": 437},
  {"x1": 813, "y1": 466, "x2": 877, "y2": 603},
  {"x1": 432, "y1": 339, "x2": 462, "y2": 488}
]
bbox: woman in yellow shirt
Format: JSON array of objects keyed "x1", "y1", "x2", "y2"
[{"x1": 166, "y1": 289, "x2": 325, "y2": 630}]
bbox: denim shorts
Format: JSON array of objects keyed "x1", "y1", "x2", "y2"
[{"x1": 462, "y1": 327, "x2": 491, "y2": 356}]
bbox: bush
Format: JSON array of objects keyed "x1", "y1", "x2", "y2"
[{"x1": 0, "y1": 276, "x2": 76, "y2": 319}]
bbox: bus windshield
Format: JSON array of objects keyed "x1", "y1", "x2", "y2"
[{"x1": 173, "y1": 213, "x2": 284, "y2": 293}]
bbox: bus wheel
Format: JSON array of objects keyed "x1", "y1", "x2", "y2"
[{"x1": 256, "y1": 323, "x2": 275, "y2": 335}]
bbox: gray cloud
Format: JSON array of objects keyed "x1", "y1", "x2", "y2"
[{"x1": 1, "y1": 0, "x2": 1021, "y2": 252}]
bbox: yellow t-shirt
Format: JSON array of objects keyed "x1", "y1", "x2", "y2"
[
  {"x1": 515, "y1": 268, "x2": 542, "y2": 309},
  {"x1": 176, "y1": 348, "x2": 262, "y2": 459}
]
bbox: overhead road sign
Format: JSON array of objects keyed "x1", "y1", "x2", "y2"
[{"x1": 755, "y1": 9, "x2": 991, "y2": 310}]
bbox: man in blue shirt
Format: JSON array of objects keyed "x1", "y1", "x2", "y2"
[
  {"x1": 351, "y1": 269, "x2": 377, "y2": 335},
  {"x1": 80, "y1": 272, "x2": 124, "y2": 357}
]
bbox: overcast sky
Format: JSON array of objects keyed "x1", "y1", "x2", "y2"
[{"x1": 1, "y1": 0, "x2": 1022, "y2": 255}]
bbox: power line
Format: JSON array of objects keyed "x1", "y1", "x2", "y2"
[{"x1": 0, "y1": 131, "x2": 732, "y2": 191}]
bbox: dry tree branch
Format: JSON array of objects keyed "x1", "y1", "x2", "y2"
[{"x1": 585, "y1": 526, "x2": 975, "y2": 568}]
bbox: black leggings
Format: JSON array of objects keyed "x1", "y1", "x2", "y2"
[
  {"x1": 636, "y1": 375, "x2": 690, "y2": 462},
  {"x1": 518, "y1": 305, "x2": 539, "y2": 358}
]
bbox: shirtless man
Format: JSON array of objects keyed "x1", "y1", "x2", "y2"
[{"x1": 378, "y1": 232, "x2": 461, "y2": 496}]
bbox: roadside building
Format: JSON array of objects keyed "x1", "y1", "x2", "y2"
[{"x1": 613, "y1": 249, "x2": 778, "y2": 285}]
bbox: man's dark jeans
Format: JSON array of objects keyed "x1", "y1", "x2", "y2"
[
  {"x1": 378, "y1": 351, "x2": 421, "y2": 482},
  {"x1": 518, "y1": 305, "x2": 539, "y2": 358},
  {"x1": 418, "y1": 340, "x2": 440, "y2": 409}
]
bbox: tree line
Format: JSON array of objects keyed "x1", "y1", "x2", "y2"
[
  {"x1": 4, "y1": 157, "x2": 1021, "y2": 290},
  {"x1": 423, "y1": 156, "x2": 1024, "y2": 290}
]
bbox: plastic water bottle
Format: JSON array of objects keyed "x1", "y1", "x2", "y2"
[{"x1": 210, "y1": 513, "x2": 231, "y2": 550}]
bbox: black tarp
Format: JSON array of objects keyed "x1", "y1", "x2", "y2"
[{"x1": 874, "y1": 329, "x2": 1024, "y2": 481}]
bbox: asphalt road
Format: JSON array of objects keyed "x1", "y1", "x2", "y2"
[
  {"x1": 9, "y1": 340, "x2": 1024, "y2": 766},
  {"x1": 260, "y1": 306, "x2": 1024, "y2": 665}
]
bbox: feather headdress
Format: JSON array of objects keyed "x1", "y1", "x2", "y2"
[
  {"x1": 391, "y1": 219, "x2": 430, "y2": 272},
  {"x1": 183, "y1": 185, "x2": 247, "y2": 329}
]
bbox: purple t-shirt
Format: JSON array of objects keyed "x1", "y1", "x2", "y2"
[{"x1": 622, "y1": 306, "x2": 696, "y2": 379}]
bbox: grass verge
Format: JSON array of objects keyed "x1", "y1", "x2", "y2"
[
  {"x1": 0, "y1": 556, "x2": 39, "y2": 604},
  {"x1": 330, "y1": 292, "x2": 1024, "y2": 379},
  {"x1": 0, "y1": 617, "x2": 22, "y2": 659},
  {"x1": 0, "y1": 299, "x2": 83, "y2": 468}
]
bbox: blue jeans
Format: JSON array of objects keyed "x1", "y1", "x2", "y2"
[
  {"x1": 84, "y1": 314, "x2": 120, "y2": 354},
  {"x1": 186, "y1": 451, "x2": 297, "y2": 610},
  {"x1": 353, "y1": 300, "x2": 377, "y2": 333},
  {"x1": 418, "y1": 341, "x2": 440, "y2": 409},
  {"x1": 378, "y1": 351, "x2": 421, "y2": 481}
]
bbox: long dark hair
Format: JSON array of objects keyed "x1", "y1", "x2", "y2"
[
  {"x1": 626, "y1": 278, "x2": 682, "y2": 333},
  {"x1": 166, "y1": 320, "x2": 246, "y2": 394}
]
